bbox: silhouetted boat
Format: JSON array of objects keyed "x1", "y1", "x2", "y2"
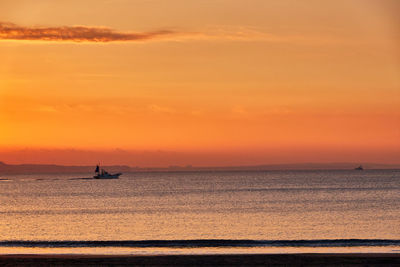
[
  {"x1": 355, "y1": 165, "x2": 364, "y2": 170},
  {"x1": 94, "y1": 165, "x2": 122, "y2": 179}
]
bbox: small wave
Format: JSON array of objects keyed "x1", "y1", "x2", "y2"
[{"x1": 0, "y1": 239, "x2": 399, "y2": 248}]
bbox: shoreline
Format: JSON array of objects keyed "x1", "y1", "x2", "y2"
[{"x1": 1, "y1": 253, "x2": 399, "y2": 266}]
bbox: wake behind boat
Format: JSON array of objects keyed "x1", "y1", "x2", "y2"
[{"x1": 94, "y1": 165, "x2": 122, "y2": 179}]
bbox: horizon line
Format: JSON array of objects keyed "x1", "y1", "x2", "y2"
[{"x1": 1, "y1": 160, "x2": 399, "y2": 169}]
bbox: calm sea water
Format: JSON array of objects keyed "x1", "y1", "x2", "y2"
[{"x1": 0, "y1": 170, "x2": 399, "y2": 254}]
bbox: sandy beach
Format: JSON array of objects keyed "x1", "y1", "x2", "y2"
[{"x1": 0, "y1": 253, "x2": 399, "y2": 266}]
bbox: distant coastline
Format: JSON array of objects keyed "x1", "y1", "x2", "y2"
[{"x1": 0, "y1": 161, "x2": 399, "y2": 174}]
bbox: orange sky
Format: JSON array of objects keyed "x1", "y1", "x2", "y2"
[{"x1": 0, "y1": 0, "x2": 399, "y2": 166}]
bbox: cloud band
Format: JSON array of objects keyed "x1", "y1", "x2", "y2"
[{"x1": 0, "y1": 22, "x2": 175, "y2": 42}]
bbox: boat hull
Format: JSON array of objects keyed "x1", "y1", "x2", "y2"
[{"x1": 93, "y1": 173, "x2": 121, "y2": 179}]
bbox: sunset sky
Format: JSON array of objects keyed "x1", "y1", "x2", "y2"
[{"x1": 0, "y1": 0, "x2": 399, "y2": 166}]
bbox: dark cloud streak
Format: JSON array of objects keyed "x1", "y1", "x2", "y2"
[{"x1": 0, "y1": 22, "x2": 175, "y2": 42}]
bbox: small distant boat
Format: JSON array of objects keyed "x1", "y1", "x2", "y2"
[
  {"x1": 355, "y1": 165, "x2": 364, "y2": 170},
  {"x1": 94, "y1": 165, "x2": 122, "y2": 179}
]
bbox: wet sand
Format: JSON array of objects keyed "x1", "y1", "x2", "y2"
[{"x1": 0, "y1": 253, "x2": 399, "y2": 266}]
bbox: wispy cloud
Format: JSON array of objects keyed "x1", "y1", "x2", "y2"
[
  {"x1": 0, "y1": 22, "x2": 175, "y2": 42},
  {"x1": 148, "y1": 104, "x2": 176, "y2": 114},
  {"x1": 184, "y1": 25, "x2": 348, "y2": 45},
  {"x1": 185, "y1": 26, "x2": 285, "y2": 42},
  {"x1": 0, "y1": 22, "x2": 346, "y2": 45}
]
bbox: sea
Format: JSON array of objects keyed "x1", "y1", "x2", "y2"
[{"x1": 0, "y1": 169, "x2": 399, "y2": 255}]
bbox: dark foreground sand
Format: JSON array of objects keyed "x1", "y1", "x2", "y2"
[{"x1": 0, "y1": 254, "x2": 399, "y2": 266}]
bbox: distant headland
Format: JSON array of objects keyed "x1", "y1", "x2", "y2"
[{"x1": 0, "y1": 161, "x2": 399, "y2": 174}]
